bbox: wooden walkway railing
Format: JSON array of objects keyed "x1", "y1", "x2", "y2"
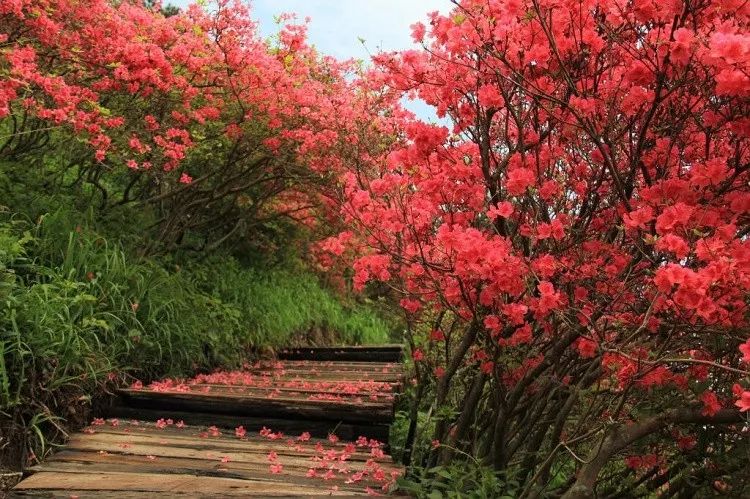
[{"x1": 11, "y1": 345, "x2": 405, "y2": 497}]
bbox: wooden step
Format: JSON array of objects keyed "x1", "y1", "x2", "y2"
[
  {"x1": 102, "y1": 406, "x2": 391, "y2": 443},
  {"x1": 12, "y1": 419, "x2": 401, "y2": 497},
  {"x1": 117, "y1": 388, "x2": 395, "y2": 424},
  {"x1": 278, "y1": 345, "x2": 404, "y2": 363},
  {"x1": 116, "y1": 359, "x2": 403, "y2": 427}
]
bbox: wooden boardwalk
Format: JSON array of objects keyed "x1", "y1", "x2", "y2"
[{"x1": 12, "y1": 346, "x2": 405, "y2": 497}]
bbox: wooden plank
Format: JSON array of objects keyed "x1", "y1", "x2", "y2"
[
  {"x1": 278, "y1": 346, "x2": 403, "y2": 363},
  {"x1": 219, "y1": 371, "x2": 402, "y2": 382},
  {"x1": 10, "y1": 492, "x2": 371, "y2": 499},
  {"x1": 281, "y1": 345, "x2": 404, "y2": 352},
  {"x1": 42, "y1": 447, "x2": 398, "y2": 477},
  {"x1": 13, "y1": 471, "x2": 368, "y2": 496},
  {"x1": 257, "y1": 360, "x2": 400, "y2": 368},
  {"x1": 147, "y1": 381, "x2": 398, "y2": 394},
  {"x1": 29, "y1": 458, "x2": 383, "y2": 492},
  {"x1": 137, "y1": 376, "x2": 402, "y2": 393},
  {"x1": 33, "y1": 445, "x2": 400, "y2": 489},
  {"x1": 119, "y1": 388, "x2": 394, "y2": 409},
  {"x1": 254, "y1": 361, "x2": 402, "y2": 371},
  {"x1": 250, "y1": 364, "x2": 403, "y2": 374},
  {"x1": 184, "y1": 378, "x2": 401, "y2": 387},
  {"x1": 277, "y1": 352, "x2": 403, "y2": 363},
  {"x1": 182, "y1": 384, "x2": 396, "y2": 399},
  {"x1": 10, "y1": 490, "x2": 157, "y2": 498},
  {"x1": 102, "y1": 406, "x2": 391, "y2": 443},
  {"x1": 57, "y1": 443, "x2": 399, "y2": 476},
  {"x1": 60, "y1": 430, "x2": 395, "y2": 465},
  {"x1": 181, "y1": 378, "x2": 401, "y2": 389},
  {"x1": 118, "y1": 390, "x2": 395, "y2": 424},
  {"x1": 242, "y1": 363, "x2": 403, "y2": 372},
  {"x1": 79, "y1": 424, "x2": 390, "y2": 456}
]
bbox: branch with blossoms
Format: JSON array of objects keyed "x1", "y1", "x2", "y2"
[{"x1": 319, "y1": 0, "x2": 750, "y2": 496}]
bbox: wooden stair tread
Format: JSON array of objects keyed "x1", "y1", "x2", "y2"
[
  {"x1": 12, "y1": 471, "x2": 370, "y2": 496},
  {"x1": 278, "y1": 346, "x2": 404, "y2": 363},
  {"x1": 102, "y1": 406, "x2": 391, "y2": 443}
]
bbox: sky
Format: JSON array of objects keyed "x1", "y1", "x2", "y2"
[
  {"x1": 169, "y1": 0, "x2": 452, "y2": 120},
  {"x1": 250, "y1": 1, "x2": 448, "y2": 60}
]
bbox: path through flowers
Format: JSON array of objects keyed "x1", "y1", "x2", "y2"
[{"x1": 13, "y1": 347, "x2": 405, "y2": 496}]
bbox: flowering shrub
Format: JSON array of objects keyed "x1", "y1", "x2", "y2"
[
  {"x1": 323, "y1": 0, "x2": 750, "y2": 496},
  {"x1": 0, "y1": 0, "x2": 392, "y2": 252}
]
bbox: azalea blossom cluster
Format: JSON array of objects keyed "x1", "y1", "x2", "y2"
[
  {"x1": 0, "y1": 0, "x2": 368, "y2": 173},
  {"x1": 321, "y1": 0, "x2": 750, "y2": 495}
]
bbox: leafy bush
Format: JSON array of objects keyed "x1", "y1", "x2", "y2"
[
  {"x1": 193, "y1": 258, "x2": 392, "y2": 347},
  {"x1": 397, "y1": 459, "x2": 516, "y2": 499}
]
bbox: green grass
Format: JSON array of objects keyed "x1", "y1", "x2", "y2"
[{"x1": 197, "y1": 259, "x2": 392, "y2": 347}]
